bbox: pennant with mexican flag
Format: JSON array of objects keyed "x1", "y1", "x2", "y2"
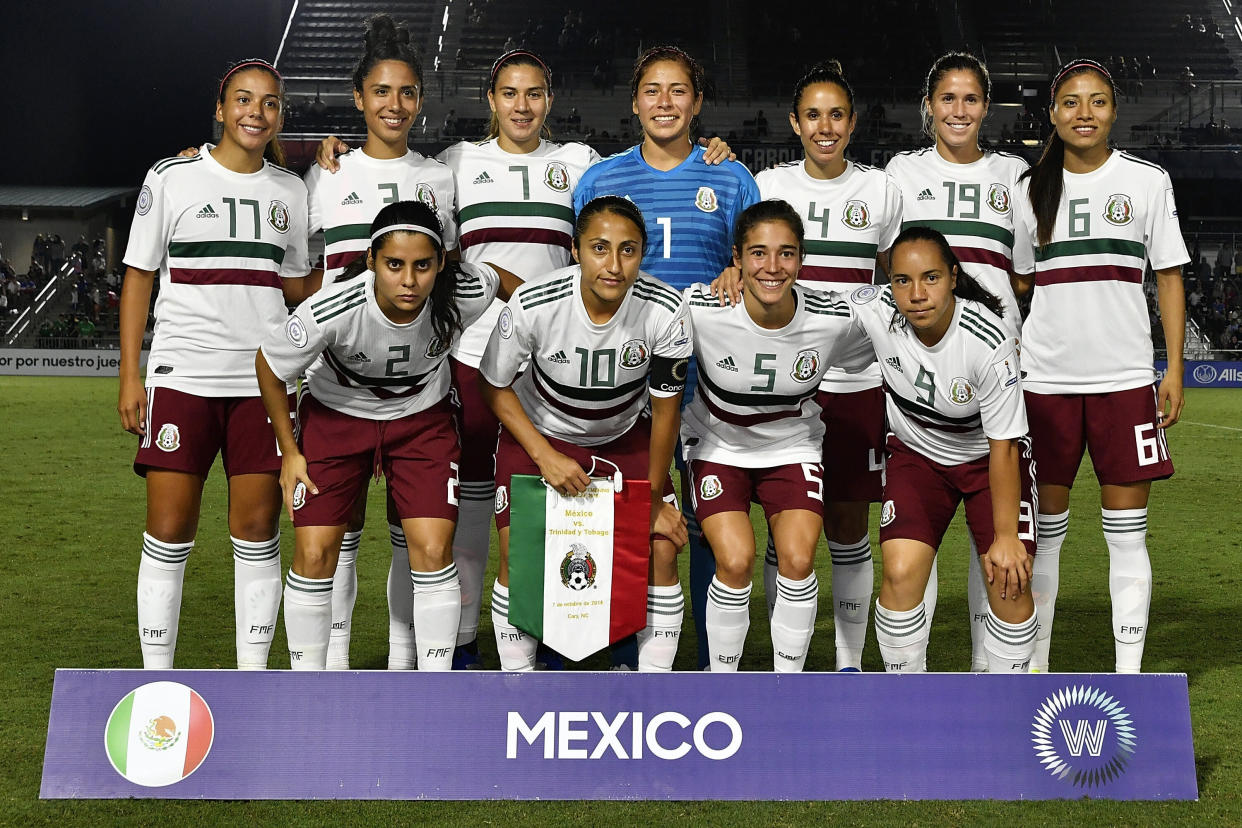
[
  {"x1": 508, "y1": 474, "x2": 651, "y2": 661},
  {"x1": 104, "y1": 681, "x2": 214, "y2": 787}
]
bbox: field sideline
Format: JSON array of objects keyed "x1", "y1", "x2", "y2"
[{"x1": 3, "y1": 378, "x2": 1239, "y2": 824}]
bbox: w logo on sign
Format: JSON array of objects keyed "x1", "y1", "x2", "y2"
[
  {"x1": 1059, "y1": 719, "x2": 1108, "y2": 757},
  {"x1": 1032, "y1": 685, "x2": 1136, "y2": 788}
]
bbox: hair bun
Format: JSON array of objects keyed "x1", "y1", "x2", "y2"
[
  {"x1": 364, "y1": 14, "x2": 408, "y2": 51},
  {"x1": 810, "y1": 59, "x2": 844, "y2": 77}
]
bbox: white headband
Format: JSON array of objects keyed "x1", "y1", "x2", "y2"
[{"x1": 370, "y1": 223, "x2": 442, "y2": 246}]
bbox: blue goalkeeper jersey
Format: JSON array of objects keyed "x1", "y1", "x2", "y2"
[{"x1": 575, "y1": 143, "x2": 760, "y2": 290}]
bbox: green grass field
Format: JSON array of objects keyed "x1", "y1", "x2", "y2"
[{"x1": 3, "y1": 378, "x2": 1240, "y2": 824}]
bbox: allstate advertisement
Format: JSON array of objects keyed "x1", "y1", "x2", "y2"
[
  {"x1": 1155, "y1": 360, "x2": 1242, "y2": 388},
  {"x1": 41, "y1": 670, "x2": 1197, "y2": 801}
]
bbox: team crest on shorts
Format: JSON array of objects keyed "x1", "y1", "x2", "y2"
[
  {"x1": 850, "y1": 284, "x2": 880, "y2": 304},
  {"x1": 155, "y1": 423, "x2": 180, "y2": 453},
  {"x1": 948, "y1": 376, "x2": 975, "y2": 405},
  {"x1": 285, "y1": 315, "x2": 308, "y2": 348},
  {"x1": 267, "y1": 200, "x2": 290, "y2": 234},
  {"x1": 1103, "y1": 193, "x2": 1133, "y2": 226},
  {"x1": 699, "y1": 474, "x2": 724, "y2": 501},
  {"x1": 498, "y1": 307, "x2": 514, "y2": 339},
  {"x1": 543, "y1": 161, "x2": 570, "y2": 192},
  {"x1": 415, "y1": 183, "x2": 437, "y2": 210},
  {"x1": 880, "y1": 499, "x2": 896, "y2": 527},
  {"x1": 560, "y1": 543, "x2": 598, "y2": 591},
  {"x1": 292, "y1": 482, "x2": 307, "y2": 511},
  {"x1": 619, "y1": 339, "x2": 650, "y2": 369},
  {"x1": 494, "y1": 485, "x2": 509, "y2": 514},
  {"x1": 841, "y1": 200, "x2": 870, "y2": 230},
  {"x1": 695, "y1": 186, "x2": 719, "y2": 213},
  {"x1": 137, "y1": 185, "x2": 153, "y2": 216},
  {"x1": 425, "y1": 336, "x2": 449, "y2": 359},
  {"x1": 986, "y1": 183, "x2": 1011, "y2": 214},
  {"x1": 790, "y1": 349, "x2": 821, "y2": 383}
]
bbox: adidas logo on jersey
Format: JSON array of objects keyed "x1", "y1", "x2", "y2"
[
  {"x1": 341, "y1": 191, "x2": 363, "y2": 206},
  {"x1": 345, "y1": 351, "x2": 370, "y2": 363},
  {"x1": 548, "y1": 350, "x2": 570, "y2": 364},
  {"x1": 716, "y1": 356, "x2": 738, "y2": 372},
  {"x1": 196, "y1": 204, "x2": 219, "y2": 219},
  {"x1": 473, "y1": 171, "x2": 494, "y2": 185},
  {"x1": 885, "y1": 356, "x2": 903, "y2": 373},
  {"x1": 916, "y1": 188, "x2": 935, "y2": 201}
]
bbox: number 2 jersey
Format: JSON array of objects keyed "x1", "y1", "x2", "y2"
[
  {"x1": 849, "y1": 285, "x2": 1027, "y2": 466},
  {"x1": 304, "y1": 148, "x2": 458, "y2": 283},
  {"x1": 1012, "y1": 150, "x2": 1189, "y2": 394},
  {"x1": 680, "y1": 284, "x2": 875, "y2": 467},
  {"x1": 479, "y1": 265, "x2": 692, "y2": 446},
  {"x1": 123, "y1": 145, "x2": 309, "y2": 396},
  {"x1": 436, "y1": 138, "x2": 599, "y2": 366},
  {"x1": 755, "y1": 159, "x2": 902, "y2": 392},
  {"x1": 261, "y1": 263, "x2": 499, "y2": 420}
]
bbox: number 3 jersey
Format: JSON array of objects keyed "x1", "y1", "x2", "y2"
[
  {"x1": 680, "y1": 284, "x2": 875, "y2": 467},
  {"x1": 123, "y1": 145, "x2": 310, "y2": 396},
  {"x1": 436, "y1": 138, "x2": 599, "y2": 366},
  {"x1": 260, "y1": 263, "x2": 499, "y2": 420},
  {"x1": 479, "y1": 265, "x2": 692, "y2": 446},
  {"x1": 305, "y1": 148, "x2": 458, "y2": 283},
  {"x1": 849, "y1": 285, "x2": 1027, "y2": 466}
]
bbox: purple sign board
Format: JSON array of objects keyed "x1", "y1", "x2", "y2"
[{"x1": 41, "y1": 670, "x2": 1196, "y2": 800}]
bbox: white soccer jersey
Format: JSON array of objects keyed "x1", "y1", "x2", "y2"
[
  {"x1": 123, "y1": 145, "x2": 309, "y2": 396},
  {"x1": 479, "y1": 265, "x2": 692, "y2": 446},
  {"x1": 305, "y1": 148, "x2": 458, "y2": 283},
  {"x1": 885, "y1": 147, "x2": 1029, "y2": 339},
  {"x1": 680, "y1": 284, "x2": 874, "y2": 467},
  {"x1": 437, "y1": 138, "x2": 600, "y2": 366},
  {"x1": 849, "y1": 285, "x2": 1027, "y2": 466},
  {"x1": 1012, "y1": 151, "x2": 1189, "y2": 393},
  {"x1": 755, "y1": 159, "x2": 902, "y2": 392},
  {"x1": 262, "y1": 263, "x2": 499, "y2": 420}
]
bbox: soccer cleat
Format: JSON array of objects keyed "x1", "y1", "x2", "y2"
[
  {"x1": 534, "y1": 643, "x2": 564, "y2": 671},
  {"x1": 838, "y1": 666, "x2": 861, "y2": 673},
  {"x1": 452, "y1": 640, "x2": 484, "y2": 670}
]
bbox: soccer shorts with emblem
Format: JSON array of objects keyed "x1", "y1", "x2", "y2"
[
  {"x1": 687, "y1": 459, "x2": 825, "y2": 523},
  {"x1": 135, "y1": 387, "x2": 289, "y2": 477}
]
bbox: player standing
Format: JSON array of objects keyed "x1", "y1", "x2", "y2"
[
  {"x1": 575, "y1": 46, "x2": 760, "y2": 668},
  {"x1": 683, "y1": 200, "x2": 873, "y2": 671},
  {"x1": 256, "y1": 201, "x2": 516, "y2": 670},
  {"x1": 752, "y1": 61, "x2": 902, "y2": 670},
  {"x1": 305, "y1": 14, "x2": 458, "y2": 670},
  {"x1": 117, "y1": 59, "x2": 310, "y2": 669},
  {"x1": 885, "y1": 52, "x2": 1029, "y2": 671},
  {"x1": 1012, "y1": 59, "x2": 1187, "y2": 673},
  {"x1": 480, "y1": 196, "x2": 692, "y2": 671},
  {"x1": 851, "y1": 228, "x2": 1037, "y2": 673}
]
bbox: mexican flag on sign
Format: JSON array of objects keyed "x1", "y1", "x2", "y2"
[
  {"x1": 104, "y1": 681, "x2": 214, "y2": 787},
  {"x1": 508, "y1": 474, "x2": 651, "y2": 661}
]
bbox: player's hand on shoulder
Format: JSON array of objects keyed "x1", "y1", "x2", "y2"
[
  {"x1": 698, "y1": 136, "x2": 737, "y2": 165},
  {"x1": 708, "y1": 265, "x2": 743, "y2": 306},
  {"x1": 177, "y1": 147, "x2": 199, "y2": 159},
  {"x1": 315, "y1": 136, "x2": 351, "y2": 173}
]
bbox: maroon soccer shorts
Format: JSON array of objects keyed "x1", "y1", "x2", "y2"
[
  {"x1": 135, "y1": 387, "x2": 290, "y2": 477},
  {"x1": 817, "y1": 386, "x2": 885, "y2": 502},
  {"x1": 449, "y1": 357, "x2": 500, "y2": 487},
  {"x1": 687, "y1": 459, "x2": 825, "y2": 523}
]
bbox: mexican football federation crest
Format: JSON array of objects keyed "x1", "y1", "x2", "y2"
[
  {"x1": 619, "y1": 339, "x2": 650, "y2": 369},
  {"x1": 267, "y1": 200, "x2": 290, "y2": 234},
  {"x1": 699, "y1": 474, "x2": 724, "y2": 501},
  {"x1": 544, "y1": 161, "x2": 570, "y2": 192},
  {"x1": 425, "y1": 336, "x2": 449, "y2": 359},
  {"x1": 695, "y1": 186, "x2": 719, "y2": 213},
  {"x1": 560, "y1": 543, "x2": 597, "y2": 590},
  {"x1": 880, "y1": 499, "x2": 896, "y2": 527},
  {"x1": 948, "y1": 376, "x2": 975, "y2": 405},
  {"x1": 986, "y1": 183, "x2": 1011, "y2": 214},
  {"x1": 790, "y1": 349, "x2": 821, "y2": 383},
  {"x1": 1103, "y1": 193, "x2": 1133, "y2": 226},
  {"x1": 155, "y1": 424, "x2": 181, "y2": 453},
  {"x1": 841, "y1": 200, "x2": 870, "y2": 229},
  {"x1": 415, "y1": 183, "x2": 437, "y2": 211}
]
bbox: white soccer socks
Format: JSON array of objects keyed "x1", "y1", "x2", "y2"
[
  {"x1": 918, "y1": 556, "x2": 939, "y2": 670},
  {"x1": 491, "y1": 580, "x2": 537, "y2": 671},
  {"x1": 283, "y1": 571, "x2": 332, "y2": 670},
  {"x1": 637, "y1": 583, "x2": 684, "y2": 672},
  {"x1": 874, "y1": 600, "x2": 929, "y2": 673},
  {"x1": 763, "y1": 533, "x2": 778, "y2": 618},
  {"x1": 983, "y1": 608, "x2": 1038, "y2": 673},
  {"x1": 771, "y1": 573, "x2": 818, "y2": 672},
  {"x1": 967, "y1": 539, "x2": 989, "y2": 672},
  {"x1": 386, "y1": 524, "x2": 416, "y2": 670},
  {"x1": 325, "y1": 530, "x2": 360, "y2": 670},
  {"x1": 410, "y1": 564, "x2": 461, "y2": 671},
  {"x1": 232, "y1": 534, "x2": 282, "y2": 670},
  {"x1": 828, "y1": 537, "x2": 872, "y2": 671},
  {"x1": 1104, "y1": 508, "x2": 1151, "y2": 673},
  {"x1": 452, "y1": 494, "x2": 492, "y2": 648},
  {"x1": 706, "y1": 577, "x2": 751, "y2": 672},
  {"x1": 1030, "y1": 510, "x2": 1068, "y2": 672},
  {"x1": 137, "y1": 533, "x2": 192, "y2": 668}
]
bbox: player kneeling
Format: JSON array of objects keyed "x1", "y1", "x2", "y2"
[
  {"x1": 256, "y1": 201, "x2": 518, "y2": 670},
  {"x1": 685, "y1": 200, "x2": 874, "y2": 672},
  {"x1": 850, "y1": 227, "x2": 1037, "y2": 673}
]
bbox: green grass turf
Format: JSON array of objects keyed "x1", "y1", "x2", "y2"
[{"x1": 3, "y1": 378, "x2": 1239, "y2": 823}]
